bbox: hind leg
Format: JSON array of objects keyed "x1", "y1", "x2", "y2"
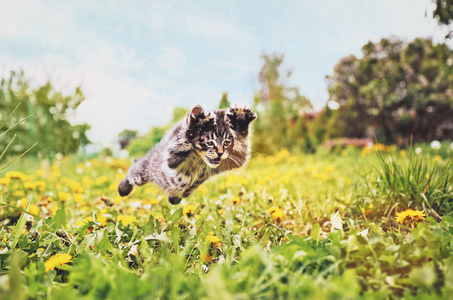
[
  {"x1": 118, "y1": 159, "x2": 148, "y2": 197},
  {"x1": 118, "y1": 178, "x2": 134, "y2": 196},
  {"x1": 168, "y1": 196, "x2": 182, "y2": 205}
]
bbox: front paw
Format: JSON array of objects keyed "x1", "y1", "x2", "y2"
[
  {"x1": 226, "y1": 104, "x2": 257, "y2": 134},
  {"x1": 186, "y1": 105, "x2": 216, "y2": 138}
]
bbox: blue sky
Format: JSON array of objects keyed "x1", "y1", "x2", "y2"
[{"x1": 0, "y1": 0, "x2": 450, "y2": 147}]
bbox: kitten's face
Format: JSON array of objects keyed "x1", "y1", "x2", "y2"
[
  {"x1": 202, "y1": 130, "x2": 233, "y2": 168},
  {"x1": 194, "y1": 113, "x2": 234, "y2": 168}
]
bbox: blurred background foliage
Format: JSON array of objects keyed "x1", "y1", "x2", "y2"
[
  {"x1": 1, "y1": 37, "x2": 453, "y2": 159},
  {"x1": 326, "y1": 37, "x2": 453, "y2": 147},
  {"x1": 0, "y1": 71, "x2": 91, "y2": 159}
]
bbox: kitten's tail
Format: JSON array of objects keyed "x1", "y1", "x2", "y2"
[{"x1": 118, "y1": 178, "x2": 133, "y2": 197}]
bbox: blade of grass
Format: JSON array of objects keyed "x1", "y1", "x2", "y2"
[
  {"x1": 0, "y1": 115, "x2": 31, "y2": 140},
  {"x1": 9, "y1": 196, "x2": 31, "y2": 250},
  {"x1": 0, "y1": 102, "x2": 21, "y2": 131},
  {"x1": 0, "y1": 134, "x2": 16, "y2": 162},
  {"x1": 0, "y1": 142, "x2": 37, "y2": 173}
]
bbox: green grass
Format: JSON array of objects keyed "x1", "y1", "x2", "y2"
[{"x1": 0, "y1": 147, "x2": 453, "y2": 299}]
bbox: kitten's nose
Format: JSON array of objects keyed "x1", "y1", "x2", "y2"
[{"x1": 217, "y1": 152, "x2": 223, "y2": 157}]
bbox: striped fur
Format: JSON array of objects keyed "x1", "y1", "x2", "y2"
[{"x1": 118, "y1": 104, "x2": 256, "y2": 205}]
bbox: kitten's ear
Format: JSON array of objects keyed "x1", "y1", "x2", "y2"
[{"x1": 186, "y1": 105, "x2": 204, "y2": 124}]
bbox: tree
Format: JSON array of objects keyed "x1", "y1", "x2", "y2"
[
  {"x1": 253, "y1": 53, "x2": 313, "y2": 154},
  {"x1": 0, "y1": 70, "x2": 91, "y2": 157},
  {"x1": 433, "y1": 0, "x2": 453, "y2": 37},
  {"x1": 127, "y1": 106, "x2": 188, "y2": 157},
  {"x1": 218, "y1": 92, "x2": 231, "y2": 109},
  {"x1": 326, "y1": 37, "x2": 453, "y2": 146},
  {"x1": 118, "y1": 129, "x2": 138, "y2": 150}
]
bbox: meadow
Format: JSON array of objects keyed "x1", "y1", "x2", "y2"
[{"x1": 1, "y1": 144, "x2": 453, "y2": 299}]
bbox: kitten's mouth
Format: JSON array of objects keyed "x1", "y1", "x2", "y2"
[{"x1": 206, "y1": 157, "x2": 221, "y2": 168}]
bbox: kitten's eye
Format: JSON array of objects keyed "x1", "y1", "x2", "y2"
[
  {"x1": 223, "y1": 140, "x2": 231, "y2": 147},
  {"x1": 206, "y1": 141, "x2": 215, "y2": 147}
]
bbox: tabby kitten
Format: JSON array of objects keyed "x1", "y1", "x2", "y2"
[{"x1": 118, "y1": 104, "x2": 256, "y2": 205}]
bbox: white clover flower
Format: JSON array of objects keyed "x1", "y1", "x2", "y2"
[
  {"x1": 430, "y1": 140, "x2": 441, "y2": 150},
  {"x1": 415, "y1": 147, "x2": 422, "y2": 154}
]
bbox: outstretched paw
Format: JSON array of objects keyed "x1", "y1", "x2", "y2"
[
  {"x1": 186, "y1": 105, "x2": 216, "y2": 138},
  {"x1": 118, "y1": 178, "x2": 133, "y2": 197},
  {"x1": 226, "y1": 104, "x2": 257, "y2": 135}
]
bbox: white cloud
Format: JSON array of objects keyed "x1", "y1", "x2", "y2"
[
  {"x1": 183, "y1": 11, "x2": 253, "y2": 43},
  {"x1": 156, "y1": 47, "x2": 187, "y2": 76}
]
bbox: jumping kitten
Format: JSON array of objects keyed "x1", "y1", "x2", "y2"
[{"x1": 118, "y1": 104, "x2": 257, "y2": 205}]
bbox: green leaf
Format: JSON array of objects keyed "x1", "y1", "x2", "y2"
[
  {"x1": 97, "y1": 229, "x2": 115, "y2": 255},
  {"x1": 409, "y1": 264, "x2": 436, "y2": 288},
  {"x1": 141, "y1": 216, "x2": 155, "y2": 237},
  {"x1": 171, "y1": 227, "x2": 181, "y2": 254},
  {"x1": 310, "y1": 224, "x2": 320, "y2": 241},
  {"x1": 170, "y1": 208, "x2": 183, "y2": 224},
  {"x1": 53, "y1": 207, "x2": 67, "y2": 229}
]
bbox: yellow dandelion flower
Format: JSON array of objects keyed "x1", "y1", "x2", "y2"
[
  {"x1": 24, "y1": 181, "x2": 36, "y2": 190},
  {"x1": 80, "y1": 214, "x2": 108, "y2": 227},
  {"x1": 323, "y1": 164, "x2": 336, "y2": 173},
  {"x1": 268, "y1": 207, "x2": 278, "y2": 214},
  {"x1": 58, "y1": 191, "x2": 71, "y2": 202},
  {"x1": 117, "y1": 215, "x2": 137, "y2": 226},
  {"x1": 6, "y1": 171, "x2": 27, "y2": 180},
  {"x1": 395, "y1": 209, "x2": 426, "y2": 225},
  {"x1": 68, "y1": 181, "x2": 83, "y2": 193},
  {"x1": 0, "y1": 177, "x2": 11, "y2": 185},
  {"x1": 78, "y1": 216, "x2": 93, "y2": 227},
  {"x1": 50, "y1": 170, "x2": 61, "y2": 179},
  {"x1": 272, "y1": 209, "x2": 285, "y2": 221},
  {"x1": 45, "y1": 253, "x2": 72, "y2": 273},
  {"x1": 97, "y1": 214, "x2": 108, "y2": 227},
  {"x1": 147, "y1": 198, "x2": 159, "y2": 205},
  {"x1": 35, "y1": 180, "x2": 46, "y2": 191},
  {"x1": 305, "y1": 166, "x2": 316, "y2": 174},
  {"x1": 49, "y1": 205, "x2": 59, "y2": 216},
  {"x1": 82, "y1": 176, "x2": 92, "y2": 188},
  {"x1": 28, "y1": 204, "x2": 39, "y2": 215},
  {"x1": 73, "y1": 194, "x2": 85, "y2": 205},
  {"x1": 206, "y1": 235, "x2": 220, "y2": 244},
  {"x1": 95, "y1": 176, "x2": 109, "y2": 186},
  {"x1": 14, "y1": 190, "x2": 25, "y2": 197},
  {"x1": 197, "y1": 185, "x2": 208, "y2": 196},
  {"x1": 268, "y1": 207, "x2": 285, "y2": 221},
  {"x1": 183, "y1": 205, "x2": 196, "y2": 217},
  {"x1": 51, "y1": 165, "x2": 61, "y2": 172}
]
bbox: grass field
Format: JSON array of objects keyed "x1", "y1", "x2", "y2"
[{"x1": 1, "y1": 145, "x2": 453, "y2": 299}]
